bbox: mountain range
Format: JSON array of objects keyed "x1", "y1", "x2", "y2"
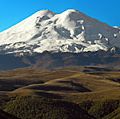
[
  {"x1": 0, "y1": 9, "x2": 120, "y2": 54},
  {"x1": 0, "y1": 9, "x2": 120, "y2": 70}
]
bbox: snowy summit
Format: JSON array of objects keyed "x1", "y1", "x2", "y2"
[{"x1": 0, "y1": 9, "x2": 120, "y2": 54}]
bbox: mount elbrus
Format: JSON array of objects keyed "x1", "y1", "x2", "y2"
[{"x1": 0, "y1": 9, "x2": 120, "y2": 70}]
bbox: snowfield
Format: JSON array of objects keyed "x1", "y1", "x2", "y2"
[{"x1": 0, "y1": 9, "x2": 120, "y2": 54}]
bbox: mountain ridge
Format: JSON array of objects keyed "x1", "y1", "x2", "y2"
[{"x1": 0, "y1": 9, "x2": 120, "y2": 55}]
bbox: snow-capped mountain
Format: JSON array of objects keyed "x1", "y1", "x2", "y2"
[{"x1": 0, "y1": 9, "x2": 120, "y2": 54}]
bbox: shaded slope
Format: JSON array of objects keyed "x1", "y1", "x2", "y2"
[
  {"x1": 4, "y1": 96, "x2": 94, "y2": 119},
  {"x1": 0, "y1": 109, "x2": 19, "y2": 119},
  {"x1": 0, "y1": 51, "x2": 120, "y2": 70}
]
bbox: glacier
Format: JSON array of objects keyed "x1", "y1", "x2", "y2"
[{"x1": 0, "y1": 9, "x2": 120, "y2": 54}]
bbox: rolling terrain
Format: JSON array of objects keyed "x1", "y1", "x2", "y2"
[{"x1": 0, "y1": 66, "x2": 120, "y2": 119}]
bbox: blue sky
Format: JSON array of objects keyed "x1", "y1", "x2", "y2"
[{"x1": 0, "y1": 0, "x2": 120, "y2": 32}]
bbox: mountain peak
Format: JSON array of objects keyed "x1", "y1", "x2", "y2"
[
  {"x1": 35, "y1": 10, "x2": 55, "y2": 18},
  {"x1": 60, "y1": 9, "x2": 81, "y2": 18},
  {"x1": 0, "y1": 9, "x2": 119, "y2": 54},
  {"x1": 62, "y1": 9, "x2": 78, "y2": 13}
]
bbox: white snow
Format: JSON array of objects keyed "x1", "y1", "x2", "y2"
[{"x1": 0, "y1": 9, "x2": 119, "y2": 54}]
